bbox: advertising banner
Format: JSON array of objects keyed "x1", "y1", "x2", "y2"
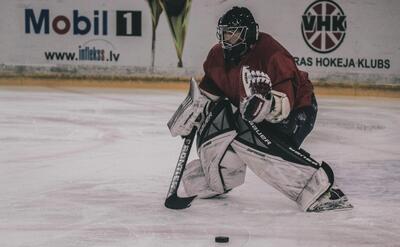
[{"x1": 0, "y1": 0, "x2": 399, "y2": 83}]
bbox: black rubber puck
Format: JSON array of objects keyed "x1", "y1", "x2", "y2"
[{"x1": 215, "y1": 236, "x2": 229, "y2": 243}]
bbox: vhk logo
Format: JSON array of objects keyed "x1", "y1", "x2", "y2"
[
  {"x1": 301, "y1": 0, "x2": 346, "y2": 53},
  {"x1": 25, "y1": 9, "x2": 141, "y2": 36}
]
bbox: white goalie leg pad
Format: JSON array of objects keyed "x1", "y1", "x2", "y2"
[
  {"x1": 182, "y1": 130, "x2": 245, "y2": 198},
  {"x1": 198, "y1": 130, "x2": 240, "y2": 196},
  {"x1": 181, "y1": 159, "x2": 221, "y2": 198},
  {"x1": 181, "y1": 147, "x2": 246, "y2": 199},
  {"x1": 230, "y1": 141, "x2": 332, "y2": 210}
]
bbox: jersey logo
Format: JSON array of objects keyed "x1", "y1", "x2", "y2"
[{"x1": 241, "y1": 65, "x2": 271, "y2": 97}]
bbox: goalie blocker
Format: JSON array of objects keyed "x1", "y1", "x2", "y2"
[{"x1": 167, "y1": 79, "x2": 351, "y2": 212}]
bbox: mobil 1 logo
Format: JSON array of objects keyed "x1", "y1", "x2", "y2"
[
  {"x1": 25, "y1": 9, "x2": 142, "y2": 37},
  {"x1": 301, "y1": 0, "x2": 346, "y2": 53},
  {"x1": 116, "y1": 11, "x2": 141, "y2": 36}
]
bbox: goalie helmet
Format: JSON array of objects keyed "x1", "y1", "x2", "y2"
[{"x1": 217, "y1": 7, "x2": 259, "y2": 65}]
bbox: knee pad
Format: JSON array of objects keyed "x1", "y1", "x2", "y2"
[{"x1": 196, "y1": 99, "x2": 237, "y2": 149}]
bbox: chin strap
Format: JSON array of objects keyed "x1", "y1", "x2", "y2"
[{"x1": 223, "y1": 43, "x2": 249, "y2": 65}]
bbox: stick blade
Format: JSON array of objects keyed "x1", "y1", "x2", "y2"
[{"x1": 164, "y1": 193, "x2": 197, "y2": 210}]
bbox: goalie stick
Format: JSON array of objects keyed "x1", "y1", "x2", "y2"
[{"x1": 164, "y1": 128, "x2": 197, "y2": 209}]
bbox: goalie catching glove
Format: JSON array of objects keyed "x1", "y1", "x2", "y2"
[
  {"x1": 167, "y1": 78, "x2": 211, "y2": 137},
  {"x1": 240, "y1": 66, "x2": 291, "y2": 123}
]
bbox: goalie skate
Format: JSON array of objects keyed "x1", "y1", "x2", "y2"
[{"x1": 307, "y1": 186, "x2": 353, "y2": 212}]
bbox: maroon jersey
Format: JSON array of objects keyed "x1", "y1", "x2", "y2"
[{"x1": 199, "y1": 32, "x2": 314, "y2": 110}]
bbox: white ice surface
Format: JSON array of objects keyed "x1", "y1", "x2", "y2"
[{"x1": 0, "y1": 86, "x2": 399, "y2": 247}]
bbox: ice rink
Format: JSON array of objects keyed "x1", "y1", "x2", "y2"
[{"x1": 1, "y1": 86, "x2": 399, "y2": 247}]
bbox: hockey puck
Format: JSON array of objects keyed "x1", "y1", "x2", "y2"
[{"x1": 215, "y1": 236, "x2": 229, "y2": 243}]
